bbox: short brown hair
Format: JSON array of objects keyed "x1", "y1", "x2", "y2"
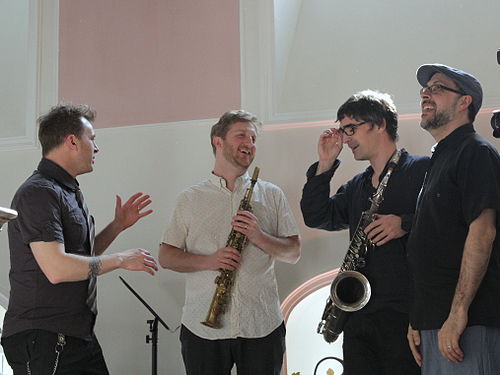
[
  {"x1": 210, "y1": 110, "x2": 262, "y2": 154},
  {"x1": 38, "y1": 103, "x2": 96, "y2": 155}
]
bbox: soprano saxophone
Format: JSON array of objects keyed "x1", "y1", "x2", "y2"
[
  {"x1": 202, "y1": 166, "x2": 260, "y2": 329},
  {"x1": 317, "y1": 150, "x2": 401, "y2": 343}
]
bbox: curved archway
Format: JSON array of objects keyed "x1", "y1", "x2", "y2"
[{"x1": 281, "y1": 268, "x2": 343, "y2": 375}]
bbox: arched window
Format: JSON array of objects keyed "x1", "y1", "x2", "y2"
[{"x1": 281, "y1": 269, "x2": 344, "y2": 375}]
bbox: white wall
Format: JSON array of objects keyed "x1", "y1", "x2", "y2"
[
  {"x1": 1, "y1": 1, "x2": 500, "y2": 374},
  {"x1": 1, "y1": 113, "x2": 497, "y2": 374}
]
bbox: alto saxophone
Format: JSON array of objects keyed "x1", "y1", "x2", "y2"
[
  {"x1": 202, "y1": 167, "x2": 260, "y2": 329},
  {"x1": 317, "y1": 150, "x2": 401, "y2": 343}
]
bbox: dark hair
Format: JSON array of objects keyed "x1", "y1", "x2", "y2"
[
  {"x1": 336, "y1": 90, "x2": 398, "y2": 141},
  {"x1": 210, "y1": 110, "x2": 262, "y2": 154},
  {"x1": 38, "y1": 103, "x2": 96, "y2": 155}
]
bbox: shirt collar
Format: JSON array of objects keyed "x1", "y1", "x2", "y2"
[
  {"x1": 37, "y1": 158, "x2": 80, "y2": 192},
  {"x1": 433, "y1": 123, "x2": 474, "y2": 154},
  {"x1": 208, "y1": 171, "x2": 251, "y2": 191}
]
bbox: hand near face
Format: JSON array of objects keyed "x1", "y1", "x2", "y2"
[
  {"x1": 318, "y1": 128, "x2": 343, "y2": 163},
  {"x1": 315, "y1": 128, "x2": 343, "y2": 175}
]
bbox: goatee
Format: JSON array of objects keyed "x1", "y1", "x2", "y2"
[{"x1": 420, "y1": 106, "x2": 455, "y2": 131}]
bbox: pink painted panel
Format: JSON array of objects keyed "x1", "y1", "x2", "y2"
[{"x1": 59, "y1": 0, "x2": 240, "y2": 128}]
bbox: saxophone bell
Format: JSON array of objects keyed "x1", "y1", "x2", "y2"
[
  {"x1": 317, "y1": 271, "x2": 371, "y2": 343},
  {"x1": 330, "y1": 270, "x2": 371, "y2": 312}
]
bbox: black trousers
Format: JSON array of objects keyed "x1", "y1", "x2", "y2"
[
  {"x1": 1, "y1": 330, "x2": 109, "y2": 375},
  {"x1": 342, "y1": 310, "x2": 420, "y2": 375},
  {"x1": 180, "y1": 323, "x2": 286, "y2": 375}
]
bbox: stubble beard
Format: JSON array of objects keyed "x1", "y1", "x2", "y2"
[
  {"x1": 420, "y1": 101, "x2": 457, "y2": 131},
  {"x1": 223, "y1": 148, "x2": 253, "y2": 170}
]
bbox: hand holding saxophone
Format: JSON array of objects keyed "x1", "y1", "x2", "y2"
[
  {"x1": 364, "y1": 214, "x2": 407, "y2": 246},
  {"x1": 231, "y1": 210, "x2": 261, "y2": 242},
  {"x1": 207, "y1": 247, "x2": 241, "y2": 271}
]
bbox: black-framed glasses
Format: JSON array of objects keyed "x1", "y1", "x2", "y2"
[
  {"x1": 338, "y1": 121, "x2": 370, "y2": 136},
  {"x1": 420, "y1": 84, "x2": 466, "y2": 96}
]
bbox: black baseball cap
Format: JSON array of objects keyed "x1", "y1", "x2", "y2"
[{"x1": 416, "y1": 64, "x2": 483, "y2": 116}]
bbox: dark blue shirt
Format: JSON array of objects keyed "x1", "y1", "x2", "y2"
[
  {"x1": 2, "y1": 158, "x2": 95, "y2": 339},
  {"x1": 407, "y1": 124, "x2": 500, "y2": 330},
  {"x1": 301, "y1": 150, "x2": 429, "y2": 313}
]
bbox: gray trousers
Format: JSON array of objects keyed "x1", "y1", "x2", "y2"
[{"x1": 421, "y1": 326, "x2": 500, "y2": 375}]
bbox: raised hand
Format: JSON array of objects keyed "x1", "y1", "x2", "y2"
[
  {"x1": 317, "y1": 128, "x2": 343, "y2": 174},
  {"x1": 114, "y1": 192, "x2": 153, "y2": 231}
]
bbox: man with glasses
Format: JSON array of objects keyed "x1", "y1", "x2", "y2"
[
  {"x1": 301, "y1": 90, "x2": 428, "y2": 374},
  {"x1": 407, "y1": 64, "x2": 500, "y2": 375}
]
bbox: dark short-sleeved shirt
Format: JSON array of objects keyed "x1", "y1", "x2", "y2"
[
  {"x1": 407, "y1": 124, "x2": 500, "y2": 330},
  {"x1": 301, "y1": 150, "x2": 430, "y2": 314},
  {"x1": 2, "y1": 158, "x2": 95, "y2": 339}
]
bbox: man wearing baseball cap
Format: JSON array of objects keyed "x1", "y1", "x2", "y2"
[{"x1": 406, "y1": 64, "x2": 500, "y2": 374}]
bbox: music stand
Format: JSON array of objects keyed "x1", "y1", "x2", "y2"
[{"x1": 119, "y1": 276, "x2": 171, "y2": 375}]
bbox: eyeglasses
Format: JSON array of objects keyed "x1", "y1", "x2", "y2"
[
  {"x1": 338, "y1": 121, "x2": 370, "y2": 136},
  {"x1": 420, "y1": 84, "x2": 466, "y2": 96}
]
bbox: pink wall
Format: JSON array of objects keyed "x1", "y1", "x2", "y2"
[{"x1": 59, "y1": 0, "x2": 241, "y2": 128}]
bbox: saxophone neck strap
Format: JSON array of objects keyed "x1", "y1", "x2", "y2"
[
  {"x1": 377, "y1": 149, "x2": 402, "y2": 188},
  {"x1": 369, "y1": 149, "x2": 402, "y2": 211}
]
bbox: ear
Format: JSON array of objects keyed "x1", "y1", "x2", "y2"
[
  {"x1": 460, "y1": 95, "x2": 473, "y2": 112},
  {"x1": 377, "y1": 118, "x2": 387, "y2": 132},
  {"x1": 66, "y1": 134, "x2": 78, "y2": 149},
  {"x1": 212, "y1": 136, "x2": 223, "y2": 151}
]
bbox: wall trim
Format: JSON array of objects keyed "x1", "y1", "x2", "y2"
[{"x1": 0, "y1": 0, "x2": 58, "y2": 152}]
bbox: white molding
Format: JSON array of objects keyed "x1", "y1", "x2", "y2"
[
  {"x1": 37, "y1": 0, "x2": 59, "y2": 115},
  {"x1": 240, "y1": 0, "x2": 275, "y2": 122},
  {"x1": 0, "y1": 0, "x2": 58, "y2": 152},
  {"x1": 240, "y1": 0, "x2": 335, "y2": 125}
]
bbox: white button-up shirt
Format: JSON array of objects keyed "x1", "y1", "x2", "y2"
[{"x1": 162, "y1": 171, "x2": 299, "y2": 339}]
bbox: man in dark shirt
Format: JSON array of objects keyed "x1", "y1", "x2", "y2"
[
  {"x1": 407, "y1": 64, "x2": 500, "y2": 375},
  {"x1": 301, "y1": 90, "x2": 428, "y2": 375},
  {"x1": 1, "y1": 103, "x2": 158, "y2": 375}
]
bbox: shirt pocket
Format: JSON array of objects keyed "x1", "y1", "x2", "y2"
[{"x1": 63, "y1": 210, "x2": 88, "y2": 254}]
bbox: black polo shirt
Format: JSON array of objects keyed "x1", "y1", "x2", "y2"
[
  {"x1": 407, "y1": 124, "x2": 500, "y2": 330},
  {"x1": 2, "y1": 158, "x2": 95, "y2": 339},
  {"x1": 301, "y1": 150, "x2": 430, "y2": 314}
]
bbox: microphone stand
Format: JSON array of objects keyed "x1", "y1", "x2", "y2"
[{"x1": 119, "y1": 276, "x2": 171, "y2": 375}]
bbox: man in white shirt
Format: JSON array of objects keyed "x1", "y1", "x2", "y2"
[{"x1": 159, "y1": 110, "x2": 301, "y2": 375}]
